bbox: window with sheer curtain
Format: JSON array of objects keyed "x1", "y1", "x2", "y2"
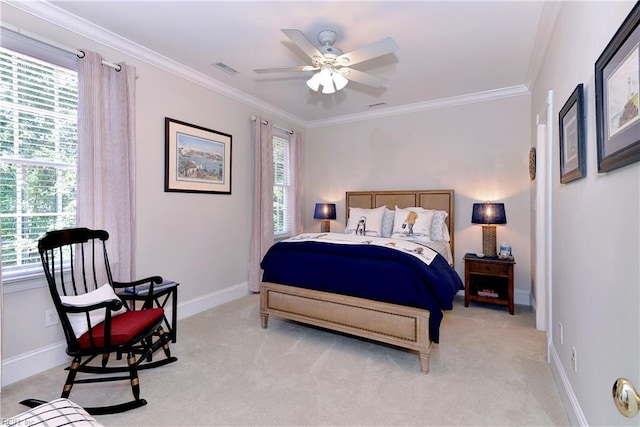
[
  {"x1": 0, "y1": 45, "x2": 78, "y2": 277},
  {"x1": 273, "y1": 129, "x2": 291, "y2": 238}
]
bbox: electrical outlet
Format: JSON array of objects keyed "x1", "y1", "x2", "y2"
[
  {"x1": 559, "y1": 322, "x2": 564, "y2": 345},
  {"x1": 571, "y1": 347, "x2": 577, "y2": 373},
  {"x1": 45, "y1": 309, "x2": 58, "y2": 327}
]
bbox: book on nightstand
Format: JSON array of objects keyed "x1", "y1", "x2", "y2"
[{"x1": 477, "y1": 290, "x2": 499, "y2": 298}]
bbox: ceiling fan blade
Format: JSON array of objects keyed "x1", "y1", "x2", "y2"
[
  {"x1": 254, "y1": 65, "x2": 317, "y2": 73},
  {"x1": 342, "y1": 68, "x2": 387, "y2": 88},
  {"x1": 281, "y1": 29, "x2": 324, "y2": 60},
  {"x1": 338, "y1": 37, "x2": 398, "y2": 66}
]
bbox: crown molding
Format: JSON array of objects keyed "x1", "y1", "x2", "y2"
[
  {"x1": 5, "y1": 0, "x2": 306, "y2": 129},
  {"x1": 7, "y1": 0, "x2": 532, "y2": 130},
  {"x1": 306, "y1": 85, "x2": 531, "y2": 128}
]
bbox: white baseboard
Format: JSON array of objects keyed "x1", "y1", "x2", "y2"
[
  {"x1": 174, "y1": 281, "x2": 249, "y2": 321},
  {"x1": 514, "y1": 288, "x2": 529, "y2": 306},
  {"x1": 1, "y1": 341, "x2": 71, "y2": 387},
  {"x1": 1, "y1": 281, "x2": 251, "y2": 387},
  {"x1": 549, "y1": 344, "x2": 588, "y2": 426}
]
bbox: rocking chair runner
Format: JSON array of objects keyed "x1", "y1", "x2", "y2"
[{"x1": 23, "y1": 227, "x2": 177, "y2": 415}]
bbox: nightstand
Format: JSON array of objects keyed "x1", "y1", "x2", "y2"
[{"x1": 464, "y1": 253, "x2": 515, "y2": 314}]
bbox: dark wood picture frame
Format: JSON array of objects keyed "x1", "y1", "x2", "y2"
[
  {"x1": 164, "y1": 117, "x2": 232, "y2": 194},
  {"x1": 595, "y1": 2, "x2": 640, "y2": 173},
  {"x1": 559, "y1": 84, "x2": 586, "y2": 184}
]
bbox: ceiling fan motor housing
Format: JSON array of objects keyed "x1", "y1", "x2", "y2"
[
  {"x1": 318, "y1": 30, "x2": 337, "y2": 46},
  {"x1": 317, "y1": 30, "x2": 343, "y2": 56}
]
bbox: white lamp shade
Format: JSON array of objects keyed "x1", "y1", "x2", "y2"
[
  {"x1": 306, "y1": 72, "x2": 322, "y2": 91},
  {"x1": 321, "y1": 83, "x2": 335, "y2": 94},
  {"x1": 332, "y1": 72, "x2": 349, "y2": 90},
  {"x1": 319, "y1": 69, "x2": 334, "y2": 93}
]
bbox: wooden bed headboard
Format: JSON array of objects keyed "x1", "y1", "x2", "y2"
[{"x1": 345, "y1": 189, "x2": 455, "y2": 261}]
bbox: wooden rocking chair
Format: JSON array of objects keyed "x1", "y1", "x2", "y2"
[{"x1": 22, "y1": 227, "x2": 177, "y2": 415}]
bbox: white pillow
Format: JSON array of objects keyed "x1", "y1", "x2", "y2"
[
  {"x1": 392, "y1": 207, "x2": 434, "y2": 240},
  {"x1": 441, "y1": 223, "x2": 451, "y2": 242},
  {"x1": 345, "y1": 206, "x2": 386, "y2": 237},
  {"x1": 430, "y1": 210, "x2": 450, "y2": 242},
  {"x1": 60, "y1": 284, "x2": 127, "y2": 338},
  {"x1": 381, "y1": 208, "x2": 395, "y2": 238}
]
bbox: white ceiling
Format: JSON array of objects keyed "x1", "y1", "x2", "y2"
[{"x1": 45, "y1": 1, "x2": 551, "y2": 125}]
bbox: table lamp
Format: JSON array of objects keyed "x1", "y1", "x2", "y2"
[
  {"x1": 314, "y1": 203, "x2": 336, "y2": 232},
  {"x1": 471, "y1": 202, "x2": 506, "y2": 257}
]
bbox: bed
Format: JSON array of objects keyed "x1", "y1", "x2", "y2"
[{"x1": 259, "y1": 189, "x2": 462, "y2": 373}]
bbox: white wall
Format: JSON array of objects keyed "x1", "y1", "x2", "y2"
[
  {"x1": 304, "y1": 96, "x2": 533, "y2": 293},
  {"x1": 531, "y1": 2, "x2": 639, "y2": 425},
  {"x1": 0, "y1": 3, "x2": 301, "y2": 385}
]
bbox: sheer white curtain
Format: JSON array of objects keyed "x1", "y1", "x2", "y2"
[
  {"x1": 76, "y1": 51, "x2": 137, "y2": 281},
  {"x1": 288, "y1": 131, "x2": 304, "y2": 237},
  {"x1": 248, "y1": 117, "x2": 274, "y2": 292},
  {"x1": 248, "y1": 118, "x2": 304, "y2": 292}
]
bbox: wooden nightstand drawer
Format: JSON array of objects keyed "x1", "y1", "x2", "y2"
[{"x1": 466, "y1": 260, "x2": 509, "y2": 276}]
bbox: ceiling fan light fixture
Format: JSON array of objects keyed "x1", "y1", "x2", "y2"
[{"x1": 307, "y1": 66, "x2": 347, "y2": 94}]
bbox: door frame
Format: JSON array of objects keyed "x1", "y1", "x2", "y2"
[{"x1": 533, "y1": 90, "x2": 554, "y2": 359}]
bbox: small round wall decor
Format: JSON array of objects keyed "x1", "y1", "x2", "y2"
[{"x1": 529, "y1": 147, "x2": 536, "y2": 181}]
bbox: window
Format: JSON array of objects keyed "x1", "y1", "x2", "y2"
[
  {"x1": 0, "y1": 45, "x2": 78, "y2": 276},
  {"x1": 273, "y1": 130, "x2": 291, "y2": 238}
]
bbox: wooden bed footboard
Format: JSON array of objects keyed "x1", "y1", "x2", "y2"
[{"x1": 260, "y1": 281, "x2": 432, "y2": 373}]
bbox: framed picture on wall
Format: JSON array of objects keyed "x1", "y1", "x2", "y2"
[
  {"x1": 559, "y1": 84, "x2": 586, "y2": 184},
  {"x1": 595, "y1": 2, "x2": 640, "y2": 173},
  {"x1": 165, "y1": 117, "x2": 232, "y2": 194}
]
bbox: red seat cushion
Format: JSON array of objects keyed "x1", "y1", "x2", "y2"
[{"x1": 77, "y1": 308, "x2": 164, "y2": 349}]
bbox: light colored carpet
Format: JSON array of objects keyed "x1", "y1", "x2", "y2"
[{"x1": 1, "y1": 294, "x2": 569, "y2": 426}]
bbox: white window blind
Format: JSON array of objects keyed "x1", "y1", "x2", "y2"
[
  {"x1": 0, "y1": 46, "x2": 78, "y2": 273},
  {"x1": 273, "y1": 131, "x2": 291, "y2": 237}
]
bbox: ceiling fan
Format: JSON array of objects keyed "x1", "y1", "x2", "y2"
[{"x1": 254, "y1": 29, "x2": 398, "y2": 94}]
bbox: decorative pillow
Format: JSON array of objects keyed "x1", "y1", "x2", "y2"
[
  {"x1": 60, "y1": 284, "x2": 127, "y2": 338},
  {"x1": 430, "y1": 210, "x2": 450, "y2": 242},
  {"x1": 392, "y1": 207, "x2": 434, "y2": 239},
  {"x1": 442, "y1": 223, "x2": 451, "y2": 242},
  {"x1": 5, "y1": 398, "x2": 104, "y2": 427},
  {"x1": 381, "y1": 208, "x2": 394, "y2": 238},
  {"x1": 345, "y1": 205, "x2": 386, "y2": 237}
]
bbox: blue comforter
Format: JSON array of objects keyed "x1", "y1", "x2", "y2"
[{"x1": 260, "y1": 238, "x2": 463, "y2": 343}]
